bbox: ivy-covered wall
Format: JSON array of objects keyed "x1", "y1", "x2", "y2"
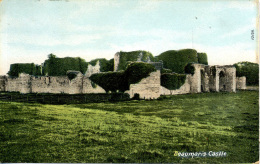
[
  {"x1": 184, "y1": 63, "x2": 195, "y2": 75},
  {"x1": 197, "y1": 53, "x2": 208, "y2": 65},
  {"x1": 88, "y1": 58, "x2": 114, "y2": 72},
  {"x1": 156, "y1": 49, "x2": 208, "y2": 73},
  {"x1": 160, "y1": 73, "x2": 186, "y2": 90},
  {"x1": 116, "y1": 50, "x2": 155, "y2": 71},
  {"x1": 8, "y1": 63, "x2": 41, "y2": 77},
  {"x1": 234, "y1": 61, "x2": 259, "y2": 85},
  {"x1": 90, "y1": 62, "x2": 156, "y2": 93},
  {"x1": 156, "y1": 49, "x2": 198, "y2": 73},
  {"x1": 43, "y1": 54, "x2": 88, "y2": 76}
]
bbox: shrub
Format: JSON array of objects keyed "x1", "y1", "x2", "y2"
[
  {"x1": 156, "y1": 49, "x2": 198, "y2": 73},
  {"x1": 161, "y1": 73, "x2": 186, "y2": 90},
  {"x1": 197, "y1": 53, "x2": 208, "y2": 65},
  {"x1": 184, "y1": 63, "x2": 195, "y2": 75},
  {"x1": 234, "y1": 62, "x2": 259, "y2": 86},
  {"x1": 117, "y1": 50, "x2": 155, "y2": 71}
]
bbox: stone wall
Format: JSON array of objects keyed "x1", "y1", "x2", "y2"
[
  {"x1": 129, "y1": 70, "x2": 161, "y2": 99},
  {"x1": 216, "y1": 66, "x2": 236, "y2": 92},
  {"x1": 236, "y1": 76, "x2": 246, "y2": 89},
  {"x1": 85, "y1": 60, "x2": 100, "y2": 77},
  {"x1": 82, "y1": 77, "x2": 106, "y2": 93},
  {"x1": 2, "y1": 73, "x2": 105, "y2": 94},
  {"x1": 160, "y1": 64, "x2": 237, "y2": 96},
  {"x1": 189, "y1": 64, "x2": 204, "y2": 93},
  {"x1": 114, "y1": 52, "x2": 120, "y2": 71},
  {"x1": 5, "y1": 76, "x2": 23, "y2": 93},
  {"x1": 0, "y1": 76, "x2": 6, "y2": 92}
]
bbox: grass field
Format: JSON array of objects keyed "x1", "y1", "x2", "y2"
[{"x1": 0, "y1": 91, "x2": 258, "y2": 163}]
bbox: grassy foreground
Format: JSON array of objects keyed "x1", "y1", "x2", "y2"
[{"x1": 0, "y1": 91, "x2": 258, "y2": 163}]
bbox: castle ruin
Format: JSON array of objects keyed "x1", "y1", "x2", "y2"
[{"x1": 0, "y1": 51, "x2": 246, "y2": 99}]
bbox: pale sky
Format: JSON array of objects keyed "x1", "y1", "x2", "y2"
[{"x1": 0, "y1": 0, "x2": 259, "y2": 75}]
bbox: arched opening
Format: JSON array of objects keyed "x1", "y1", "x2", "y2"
[
  {"x1": 201, "y1": 69, "x2": 205, "y2": 92},
  {"x1": 219, "y1": 71, "x2": 226, "y2": 91}
]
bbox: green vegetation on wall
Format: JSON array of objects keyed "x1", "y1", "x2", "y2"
[
  {"x1": 89, "y1": 58, "x2": 114, "y2": 72},
  {"x1": 161, "y1": 73, "x2": 186, "y2": 90},
  {"x1": 90, "y1": 62, "x2": 156, "y2": 93},
  {"x1": 156, "y1": 49, "x2": 198, "y2": 73},
  {"x1": 184, "y1": 63, "x2": 195, "y2": 75},
  {"x1": 43, "y1": 54, "x2": 88, "y2": 76},
  {"x1": 234, "y1": 61, "x2": 259, "y2": 85},
  {"x1": 125, "y1": 62, "x2": 156, "y2": 86},
  {"x1": 8, "y1": 63, "x2": 40, "y2": 77},
  {"x1": 197, "y1": 53, "x2": 208, "y2": 65},
  {"x1": 161, "y1": 68, "x2": 172, "y2": 74},
  {"x1": 89, "y1": 71, "x2": 127, "y2": 93},
  {"x1": 117, "y1": 51, "x2": 155, "y2": 71}
]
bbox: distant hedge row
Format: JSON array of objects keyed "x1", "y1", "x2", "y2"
[
  {"x1": 234, "y1": 62, "x2": 259, "y2": 86},
  {"x1": 161, "y1": 73, "x2": 186, "y2": 90},
  {"x1": 117, "y1": 51, "x2": 155, "y2": 71},
  {"x1": 156, "y1": 49, "x2": 208, "y2": 73},
  {"x1": 90, "y1": 62, "x2": 156, "y2": 93},
  {"x1": 8, "y1": 63, "x2": 42, "y2": 77}
]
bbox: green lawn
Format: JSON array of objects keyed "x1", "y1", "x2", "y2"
[{"x1": 0, "y1": 91, "x2": 258, "y2": 163}]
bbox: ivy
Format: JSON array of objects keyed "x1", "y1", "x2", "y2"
[
  {"x1": 184, "y1": 63, "x2": 195, "y2": 75},
  {"x1": 161, "y1": 73, "x2": 186, "y2": 90},
  {"x1": 90, "y1": 62, "x2": 156, "y2": 93},
  {"x1": 161, "y1": 68, "x2": 172, "y2": 74},
  {"x1": 197, "y1": 53, "x2": 208, "y2": 65},
  {"x1": 8, "y1": 63, "x2": 39, "y2": 77},
  {"x1": 156, "y1": 49, "x2": 198, "y2": 73},
  {"x1": 88, "y1": 58, "x2": 114, "y2": 72},
  {"x1": 117, "y1": 50, "x2": 155, "y2": 71},
  {"x1": 43, "y1": 54, "x2": 88, "y2": 76}
]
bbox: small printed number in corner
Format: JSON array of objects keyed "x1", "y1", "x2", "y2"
[{"x1": 251, "y1": 30, "x2": 254, "y2": 40}]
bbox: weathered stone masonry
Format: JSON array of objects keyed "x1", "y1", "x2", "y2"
[
  {"x1": 0, "y1": 62, "x2": 246, "y2": 99},
  {"x1": 129, "y1": 63, "x2": 245, "y2": 99},
  {"x1": 0, "y1": 72, "x2": 105, "y2": 94}
]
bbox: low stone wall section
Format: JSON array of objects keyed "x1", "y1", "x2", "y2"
[
  {"x1": 236, "y1": 76, "x2": 246, "y2": 89},
  {"x1": 129, "y1": 70, "x2": 161, "y2": 99},
  {"x1": 2, "y1": 73, "x2": 105, "y2": 94}
]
